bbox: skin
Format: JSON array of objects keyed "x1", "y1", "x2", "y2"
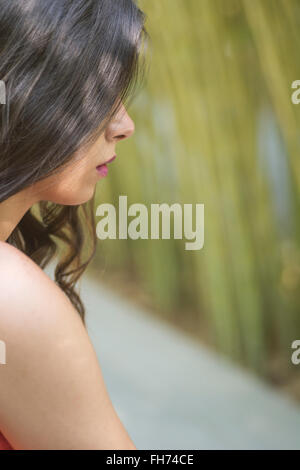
[
  {"x1": 0, "y1": 104, "x2": 135, "y2": 241},
  {"x1": 0, "y1": 104, "x2": 137, "y2": 450}
]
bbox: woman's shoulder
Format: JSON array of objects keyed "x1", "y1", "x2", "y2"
[
  {"x1": 0, "y1": 240, "x2": 79, "y2": 331},
  {"x1": 0, "y1": 243, "x2": 136, "y2": 450},
  {"x1": 0, "y1": 239, "x2": 49, "y2": 278},
  {"x1": 0, "y1": 240, "x2": 46, "y2": 281}
]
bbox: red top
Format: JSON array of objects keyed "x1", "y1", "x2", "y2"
[{"x1": 0, "y1": 432, "x2": 13, "y2": 450}]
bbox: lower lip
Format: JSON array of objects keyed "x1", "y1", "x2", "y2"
[
  {"x1": 96, "y1": 155, "x2": 117, "y2": 178},
  {"x1": 96, "y1": 164, "x2": 108, "y2": 177}
]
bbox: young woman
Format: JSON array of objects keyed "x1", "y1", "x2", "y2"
[{"x1": 0, "y1": 0, "x2": 148, "y2": 450}]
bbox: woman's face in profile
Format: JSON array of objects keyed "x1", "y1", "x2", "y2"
[{"x1": 29, "y1": 104, "x2": 135, "y2": 206}]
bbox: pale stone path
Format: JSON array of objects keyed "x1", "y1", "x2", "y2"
[{"x1": 78, "y1": 275, "x2": 300, "y2": 450}]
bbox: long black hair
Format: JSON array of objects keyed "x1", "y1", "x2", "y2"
[{"x1": 0, "y1": 0, "x2": 148, "y2": 323}]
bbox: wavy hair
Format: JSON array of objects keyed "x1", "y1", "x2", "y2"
[{"x1": 0, "y1": 0, "x2": 148, "y2": 324}]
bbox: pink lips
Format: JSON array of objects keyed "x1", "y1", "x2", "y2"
[
  {"x1": 96, "y1": 164, "x2": 109, "y2": 177},
  {"x1": 96, "y1": 155, "x2": 117, "y2": 177}
]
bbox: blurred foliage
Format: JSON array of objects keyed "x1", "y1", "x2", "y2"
[{"x1": 92, "y1": 0, "x2": 300, "y2": 384}]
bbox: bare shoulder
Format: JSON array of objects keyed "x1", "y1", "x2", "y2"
[
  {"x1": 0, "y1": 240, "x2": 55, "y2": 293},
  {"x1": 0, "y1": 239, "x2": 40, "y2": 277},
  {"x1": 0, "y1": 240, "x2": 88, "y2": 395},
  {"x1": 0, "y1": 240, "x2": 75, "y2": 326},
  {"x1": 0, "y1": 241, "x2": 135, "y2": 450}
]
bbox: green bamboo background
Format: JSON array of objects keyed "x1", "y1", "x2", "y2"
[{"x1": 91, "y1": 0, "x2": 300, "y2": 387}]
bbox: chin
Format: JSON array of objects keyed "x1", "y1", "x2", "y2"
[{"x1": 44, "y1": 186, "x2": 96, "y2": 206}]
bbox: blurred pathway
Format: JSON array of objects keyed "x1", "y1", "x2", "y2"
[{"x1": 79, "y1": 275, "x2": 300, "y2": 450}]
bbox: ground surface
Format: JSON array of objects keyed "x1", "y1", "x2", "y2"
[{"x1": 78, "y1": 274, "x2": 300, "y2": 450}]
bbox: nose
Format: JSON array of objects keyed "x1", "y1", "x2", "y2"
[{"x1": 105, "y1": 104, "x2": 135, "y2": 143}]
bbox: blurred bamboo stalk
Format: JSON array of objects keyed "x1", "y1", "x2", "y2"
[{"x1": 93, "y1": 0, "x2": 300, "y2": 381}]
